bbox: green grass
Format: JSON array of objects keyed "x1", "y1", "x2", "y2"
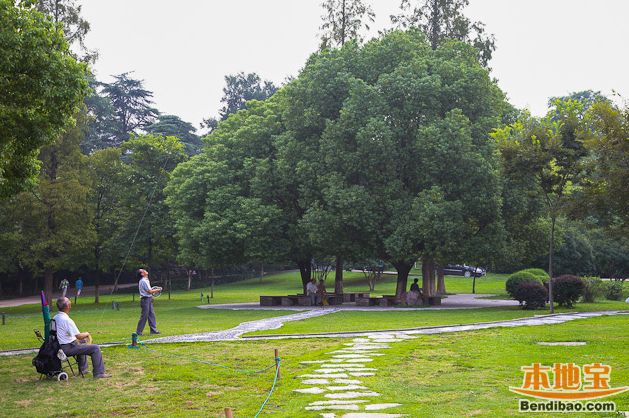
[
  {"x1": 0, "y1": 315, "x2": 626, "y2": 416},
  {"x1": 1, "y1": 270, "x2": 626, "y2": 350},
  {"x1": 245, "y1": 300, "x2": 629, "y2": 337}
]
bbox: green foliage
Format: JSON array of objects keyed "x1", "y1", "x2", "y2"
[
  {"x1": 391, "y1": 0, "x2": 495, "y2": 65},
  {"x1": 518, "y1": 268, "x2": 549, "y2": 281},
  {"x1": 33, "y1": 0, "x2": 97, "y2": 62},
  {"x1": 604, "y1": 280, "x2": 625, "y2": 301},
  {"x1": 101, "y1": 72, "x2": 159, "y2": 143},
  {"x1": 202, "y1": 72, "x2": 278, "y2": 132},
  {"x1": 505, "y1": 271, "x2": 541, "y2": 298},
  {"x1": 319, "y1": 0, "x2": 375, "y2": 48},
  {"x1": 0, "y1": 0, "x2": 88, "y2": 196},
  {"x1": 552, "y1": 274, "x2": 584, "y2": 308},
  {"x1": 581, "y1": 277, "x2": 604, "y2": 303},
  {"x1": 512, "y1": 281, "x2": 547, "y2": 309},
  {"x1": 145, "y1": 115, "x2": 202, "y2": 155}
]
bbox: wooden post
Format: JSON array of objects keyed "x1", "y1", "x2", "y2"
[
  {"x1": 274, "y1": 348, "x2": 280, "y2": 379},
  {"x1": 133, "y1": 293, "x2": 135, "y2": 303},
  {"x1": 224, "y1": 407, "x2": 233, "y2": 418},
  {"x1": 2, "y1": 313, "x2": 5, "y2": 325}
]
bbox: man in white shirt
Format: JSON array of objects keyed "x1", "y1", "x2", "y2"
[
  {"x1": 53, "y1": 297, "x2": 109, "y2": 378},
  {"x1": 306, "y1": 278, "x2": 318, "y2": 306},
  {"x1": 136, "y1": 269, "x2": 162, "y2": 336}
]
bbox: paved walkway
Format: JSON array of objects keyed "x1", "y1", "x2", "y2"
[
  {"x1": 0, "y1": 284, "x2": 136, "y2": 308},
  {"x1": 198, "y1": 293, "x2": 520, "y2": 311}
]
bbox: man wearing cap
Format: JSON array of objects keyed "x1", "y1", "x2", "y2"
[{"x1": 136, "y1": 269, "x2": 162, "y2": 336}]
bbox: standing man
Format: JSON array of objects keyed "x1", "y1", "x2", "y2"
[
  {"x1": 136, "y1": 269, "x2": 162, "y2": 336},
  {"x1": 75, "y1": 276, "x2": 83, "y2": 297},
  {"x1": 54, "y1": 297, "x2": 110, "y2": 378},
  {"x1": 59, "y1": 278, "x2": 69, "y2": 298},
  {"x1": 306, "y1": 278, "x2": 318, "y2": 306}
]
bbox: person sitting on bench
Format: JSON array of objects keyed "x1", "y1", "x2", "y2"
[
  {"x1": 406, "y1": 278, "x2": 423, "y2": 305},
  {"x1": 53, "y1": 297, "x2": 110, "y2": 378}
]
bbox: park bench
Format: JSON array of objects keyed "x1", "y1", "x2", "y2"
[
  {"x1": 422, "y1": 295, "x2": 443, "y2": 306},
  {"x1": 342, "y1": 292, "x2": 370, "y2": 303}
]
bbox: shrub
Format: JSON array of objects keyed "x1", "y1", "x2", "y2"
[
  {"x1": 581, "y1": 277, "x2": 605, "y2": 303},
  {"x1": 506, "y1": 271, "x2": 541, "y2": 298},
  {"x1": 553, "y1": 275, "x2": 585, "y2": 308},
  {"x1": 513, "y1": 282, "x2": 547, "y2": 309},
  {"x1": 520, "y1": 268, "x2": 550, "y2": 281},
  {"x1": 605, "y1": 281, "x2": 625, "y2": 301}
]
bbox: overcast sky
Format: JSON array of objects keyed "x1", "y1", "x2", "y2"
[{"x1": 81, "y1": 0, "x2": 629, "y2": 132}]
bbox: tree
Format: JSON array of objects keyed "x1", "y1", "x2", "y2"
[
  {"x1": 9, "y1": 113, "x2": 94, "y2": 304},
  {"x1": 101, "y1": 72, "x2": 159, "y2": 144},
  {"x1": 81, "y1": 75, "x2": 120, "y2": 153},
  {"x1": 306, "y1": 32, "x2": 507, "y2": 298},
  {"x1": 110, "y1": 134, "x2": 186, "y2": 291},
  {"x1": 494, "y1": 99, "x2": 590, "y2": 313},
  {"x1": 167, "y1": 99, "x2": 289, "y2": 283},
  {"x1": 203, "y1": 72, "x2": 278, "y2": 132},
  {"x1": 0, "y1": 0, "x2": 87, "y2": 196},
  {"x1": 391, "y1": 0, "x2": 495, "y2": 66},
  {"x1": 146, "y1": 115, "x2": 203, "y2": 155},
  {"x1": 33, "y1": 0, "x2": 97, "y2": 62},
  {"x1": 87, "y1": 147, "x2": 125, "y2": 303},
  {"x1": 319, "y1": 0, "x2": 375, "y2": 48}
]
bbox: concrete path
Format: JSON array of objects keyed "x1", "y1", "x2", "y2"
[
  {"x1": 198, "y1": 293, "x2": 520, "y2": 311},
  {"x1": 0, "y1": 284, "x2": 137, "y2": 308}
]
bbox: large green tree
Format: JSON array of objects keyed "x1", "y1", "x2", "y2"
[
  {"x1": 309, "y1": 32, "x2": 507, "y2": 297},
  {"x1": 0, "y1": 0, "x2": 87, "y2": 196}
]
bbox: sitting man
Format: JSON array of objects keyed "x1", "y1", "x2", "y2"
[
  {"x1": 406, "y1": 278, "x2": 423, "y2": 306},
  {"x1": 53, "y1": 297, "x2": 110, "y2": 378}
]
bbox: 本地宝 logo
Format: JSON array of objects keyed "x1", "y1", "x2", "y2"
[{"x1": 510, "y1": 362, "x2": 628, "y2": 413}]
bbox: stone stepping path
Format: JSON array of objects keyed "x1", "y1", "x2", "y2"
[
  {"x1": 295, "y1": 335, "x2": 409, "y2": 417},
  {"x1": 291, "y1": 311, "x2": 627, "y2": 417}
]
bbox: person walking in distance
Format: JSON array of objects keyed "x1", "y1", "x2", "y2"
[{"x1": 136, "y1": 269, "x2": 162, "y2": 336}]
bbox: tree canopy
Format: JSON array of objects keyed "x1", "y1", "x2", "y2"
[{"x1": 0, "y1": 0, "x2": 88, "y2": 196}]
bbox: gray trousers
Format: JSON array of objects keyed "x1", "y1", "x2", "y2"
[
  {"x1": 136, "y1": 297, "x2": 157, "y2": 334},
  {"x1": 61, "y1": 342, "x2": 105, "y2": 377}
]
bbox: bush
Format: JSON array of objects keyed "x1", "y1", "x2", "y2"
[
  {"x1": 605, "y1": 280, "x2": 625, "y2": 301},
  {"x1": 520, "y1": 268, "x2": 550, "y2": 281},
  {"x1": 552, "y1": 275, "x2": 585, "y2": 308},
  {"x1": 513, "y1": 282, "x2": 547, "y2": 309},
  {"x1": 581, "y1": 277, "x2": 605, "y2": 303},
  {"x1": 506, "y1": 271, "x2": 542, "y2": 298}
]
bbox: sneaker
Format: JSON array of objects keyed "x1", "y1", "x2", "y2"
[
  {"x1": 150, "y1": 330, "x2": 161, "y2": 335},
  {"x1": 94, "y1": 373, "x2": 111, "y2": 379},
  {"x1": 136, "y1": 332, "x2": 142, "y2": 336}
]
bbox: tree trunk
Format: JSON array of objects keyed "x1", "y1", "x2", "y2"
[
  {"x1": 44, "y1": 269, "x2": 54, "y2": 305},
  {"x1": 298, "y1": 259, "x2": 311, "y2": 294},
  {"x1": 437, "y1": 266, "x2": 446, "y2": 295},
  {"x1": 394, "y1": 261, "x2": 413, "y2": 299},
  {"x1": 548, "y1": 216, "x2": 556, "y2": 313},
  {"x1": 187, "y1": 269, "x2": 192, "y2": 291},
  {"x1": 422, "y1": 257, "x2": 431, "y2": 297},
  {"x1": 335, "y1": 256, "x2": 344, "y2": 296},
  {"x1": 94, "y1": 272, "x2": 100, "y2": 304},
  {"x1": 429, "y1": 263, "x2": 436, "y2": 295}
]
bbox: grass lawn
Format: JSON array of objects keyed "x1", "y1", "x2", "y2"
[
  {"x1": 0, "y1": 315, "x2": 626, "y2": 417},
  {"x1": 244, "y1": 299, "x2": 629, "y2": 337},
  {"x1": 1, "y1": 270, "x2": 626, "y2": 350}
]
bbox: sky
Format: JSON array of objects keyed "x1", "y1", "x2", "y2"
[{"x1": 80, "y1": 0, "x2": 629, "y2": 132}]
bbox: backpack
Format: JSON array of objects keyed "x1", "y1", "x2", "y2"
[{"x1": 32, "y1": 322, "x2": 63, "y2": 376}]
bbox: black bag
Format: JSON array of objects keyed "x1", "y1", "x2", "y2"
[{"x1": 32, "y1": 331, "x2": 62, "y2": 376}]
